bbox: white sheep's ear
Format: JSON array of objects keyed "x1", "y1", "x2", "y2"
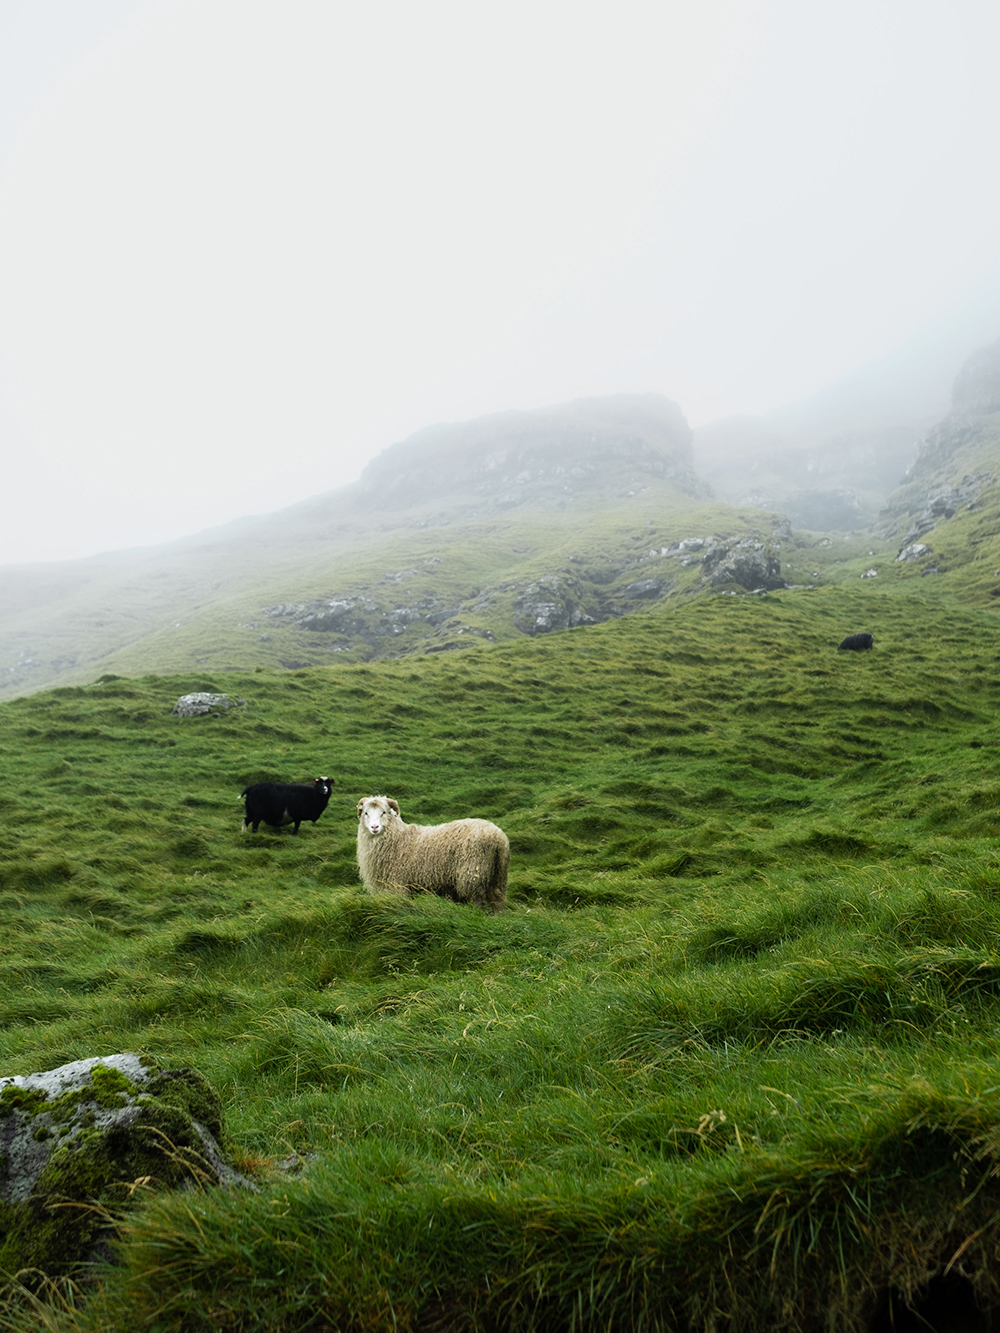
[
  {"x1": 357, "y1": 801, "x2": 365, "y2": 819},
  {"x1": 388, "y1": 799, "x2": 400, "y2": 816}
]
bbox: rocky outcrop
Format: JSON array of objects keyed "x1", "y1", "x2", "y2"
[
  {"x1": 265, "y1": 594, "x2": 449, "y2": 647},
  {"x1": 702, "y1": 539, "x2": 786, "y2": 592},
  {"x1": 873, "y1": 335, "x2": 1000, "y2": 543},
  {"x1": 0, "y1": 1054, "x2": 253, "y2": 1275},
  {"x1": 896, "y1": 543, "x2": 932, "y2": 563},
  {"x1": 624, "y1": 579, "x2": 662, "y2": 599},
  {"x1": 874, "y1": 470, "x2": 994, "y2": 544},
  {"x1": 513, "y1": 576, "x2": 600, "y2": 636},
  {"x1": 264, "y1": 523, "x2": 793, "y2": 653}
]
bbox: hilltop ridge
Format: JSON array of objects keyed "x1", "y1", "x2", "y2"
[
  {"x1": 0, "y1": 394, "x2": 733, "y2": 700},
  {"x1": 357, "y1": 393, "x2": 706, "y2": 515},
  {"x1": 5, "y1": 335, "x2": 1000, "y2": 701}
]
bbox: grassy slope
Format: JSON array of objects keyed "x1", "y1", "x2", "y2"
[
  {"x1": 4, "y1": 525, "x2": 1000, "y2": 1329},
  {"x1": 0, "y1": 477, "x2": 871, "y2": 702}
]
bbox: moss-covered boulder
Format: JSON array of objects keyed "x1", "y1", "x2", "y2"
[{"x1": 0, "y1": 1053, "x2": 253, "y2": 1277}]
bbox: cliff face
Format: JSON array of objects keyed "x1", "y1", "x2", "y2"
[
  {"x1": 874, "y1": 337, "x2": 1000, "y2": 544},
  {"x1": 693, "y1": 412, "x2": 898, "y2": 532},
  {"x1": 951, "y1": 336, "x2": 1000, "y2": 415},
  {"x1": 692, "y1": 349, "x2": 955, "y2": 532},
  {"x1": 356, "y1": 394, "x2": 709, "y2": 514}
]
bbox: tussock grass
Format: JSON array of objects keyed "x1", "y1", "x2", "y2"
[{"x1": 4, "y1": 575, "x2": 1000, "y2": 1327}]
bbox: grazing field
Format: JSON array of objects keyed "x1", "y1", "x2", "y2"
[{"x1": 3, "y1": 578, "x2": 1000, "y2": 1330}]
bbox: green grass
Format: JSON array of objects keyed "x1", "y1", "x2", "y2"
[
  {"x1": 0, "y1": 480, "x2": 864, "y2": 701},
  {"x1": 5, "y1": 571, "x2": 1000, "y2": 1328}
]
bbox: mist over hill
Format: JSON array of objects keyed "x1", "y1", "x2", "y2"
[
  {"x1": 3, "y1": 330, "x2": 1000, "y2": 703},
  {"x1": 692, "y1": 315, "x2": 1000, "y2": 530},
  {"x1": 0, "y1": 394, "x2": 729, "y2": 701},
  {"x1": 356, "y1": 393, "x2": 707, "y2": 515},
  {"x1": 874, "y1": 334, "x2": 1000, "y2": 548}
]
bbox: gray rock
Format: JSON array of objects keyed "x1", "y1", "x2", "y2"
[
  {"x1": 514, "y1": 576, "x2": 598, "y2": 635},
  {"x1": 624, "y1": 579, "x2": 662, "y2": 599},
  {"x1": 0, "y1": 1054, "x2": 254, "y2": 1275},
  {"x1": 896, "y1": 542, "x2": 932, "y2": 562},
  {"x1": 297, "y1": 597, "x2": 378, "y2": 634},
  {"x1": 703, "y1": 539, "x2": 786, "y2": 592},
  {"x1": 171, "y1": 693, "x2": 245, "y2": 717},
  {"x1": 425, "y1": 606, "x2": 463, "y2": 626}
]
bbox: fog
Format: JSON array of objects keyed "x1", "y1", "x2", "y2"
[{"x1": 1, "y1": 0, "x2": 999, "y2": 565}]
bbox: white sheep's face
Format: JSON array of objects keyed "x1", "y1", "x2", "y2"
[{"x1": 358, "y1": 796, "x2": 399, "y2": 835}]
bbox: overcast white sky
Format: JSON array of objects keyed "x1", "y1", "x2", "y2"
[{"x1": 1, "y1": 0, "x2": 999, "y2": 565}]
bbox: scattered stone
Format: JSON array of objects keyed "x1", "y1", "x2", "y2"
[
  {"x1": 896, "y1": 542, "x2": 932, "y2": 562},
  {"x1": 171, "y1": 693, "x2": 245, "y2": 717},
  {"x1": 861, "y1": 568, "x2": 879, "y2": 579}
]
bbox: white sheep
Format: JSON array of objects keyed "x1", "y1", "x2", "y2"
[{"x1": 356, "y1": 796, "x2": 509, "y2": 914}]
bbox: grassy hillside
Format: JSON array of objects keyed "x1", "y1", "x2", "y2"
[
  {"x1": 4, "y1": 551, "x2": 1000, "y2": 1329},
  {"x1": 0, "y1": 393, "x2": 709, "y2": 703},
  {"x1": 0, "y1": 486, "x2": 841, "y2": 702},
  {"x1": 4, "y1": 369, "x2": 997, "y2": 706}
]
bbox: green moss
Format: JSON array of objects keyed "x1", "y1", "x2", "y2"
[
  {"x1": 0, "y1": 1062, "x2": 237, "y2": 1278},
  {"x1": 0, "y1": 1084, "x2": 49, "y2": 1118},
  {"x1": 1, "y1": 1063, "x2": 138, "y2": 1127},
  {"x1": 89, "y1": 1062, "x2": 135, "y2": 1109}
]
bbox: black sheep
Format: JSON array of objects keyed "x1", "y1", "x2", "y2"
[
  {"x1": 240, "y1": 777, "x2": 334, "y2": 834},
  {"x1": 838, "y1": 632, "x2": 874, "y2": 651}
]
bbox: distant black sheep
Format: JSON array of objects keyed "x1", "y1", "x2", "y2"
[
  {"x1": 838, "y1": 632, "x2": 874, "y2": 651},
  {"x1": 240, "y1": 777, "x2": 334, "y2": 834}
]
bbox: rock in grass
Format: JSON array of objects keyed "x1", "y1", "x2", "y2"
[
  {"x1": 171, "y1": 692, "x2": 245, "y2": 717},
  {"x1": 0, "y1": 1053, "x2": 254, "y2": 1276},
  {"x1": 703, "y1": 539, "x2": 786, "y2": 592}
]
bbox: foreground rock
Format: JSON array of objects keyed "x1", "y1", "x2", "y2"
[{"x1": 0, "y1": 1053, "x2": 253, "y2": 1276}]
